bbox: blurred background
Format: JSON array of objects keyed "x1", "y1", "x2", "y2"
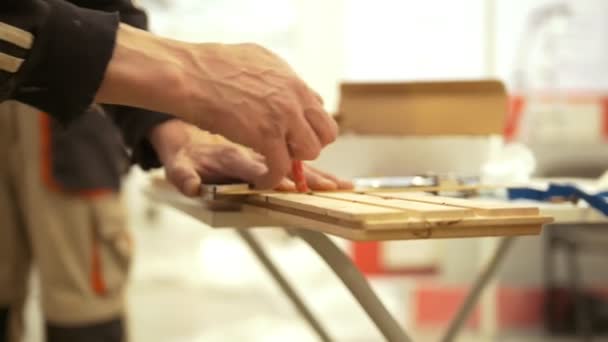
[{"x1": 24, "y1": 0, "x2": 608, "y2": 341}]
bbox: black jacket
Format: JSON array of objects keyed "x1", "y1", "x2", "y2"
[{"x1": 0, "y1": 0, "x2": 172, "y2": 191}]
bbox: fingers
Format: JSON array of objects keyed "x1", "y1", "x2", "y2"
[
  {"x1": 274, "y1": 88, "x2": 337, "y2": 161},
  {"x1": 268, "y1": 94, "x2": 322, "y2": 161},
  {"x1": 254, "y1": 136, "x2": 292, "y2": 189},
  {"x1": 166, "y1": 133, "x2": 269, "y2": 195},
  {"x1": 275, "y1": 178, "x2": 296, "y2": 191},
  {"x1": 305, "y1": 165, "x2": 354, "y2": 190},
  {"x1": 215, "y1": 145, "x2": 268, "y2": 182},
  {"x1": 299, "y1": 88, "x2": 338, "y2": 147},
  {"x1": 336, "y1": 179, "x2": 355, "y2": 189},
  {"x1": 303, "y1": 171, "x2": 338, "y2": 191},
  {"x1": 274, "y1": 163, "x2": 354, "y2": 192},
  {"x1": 303, "y1": 107, "x2": 338, "y2": 148},
  {"x1": 166, "y1": 161, "x2": 203, "y2": 197},
  {"x1": 285, "y1": 111, "x2": 322, "y2": 160}
]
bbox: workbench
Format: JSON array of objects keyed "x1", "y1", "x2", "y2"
[{"x1": 143, "y1": 179, "x2": 552, "y2": 342}]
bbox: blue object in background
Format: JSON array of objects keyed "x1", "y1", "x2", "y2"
[{"x1": 508, "y1": 184, "x2": 608, "y2": 216}]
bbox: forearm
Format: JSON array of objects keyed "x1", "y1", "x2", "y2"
[{"x1": 96, "y1": 24, "x2": 191, "y2": 117}]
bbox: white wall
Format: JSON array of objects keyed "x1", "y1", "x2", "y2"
[
  {"x1": 141, "y1": 0, "x2": 345, "y2": 112},
  {"x1": 343, "y1": 0, "x2": 486, "y2": 81}
]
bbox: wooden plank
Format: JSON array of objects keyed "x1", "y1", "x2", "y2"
[
  {"x1": 147, "y1": 178, "x2": 551, "y2": 240},
  {"x1": 244, "y1": 198, "x2": 552, "y2": 232},
  {"x1": 201, "y1": 183, "x2": 250, "y2": 197},
  {"x1": 361, "y1": 215, "x2": 552, "y2": 230},
  {"x1": 372, "y1": 192, "x2": 539, "y2": 216},
  {"x1": 316, "y1": 192, "x2": 473, "y2": 219},
  {"x1": 243, "y1": 205, "x2": 542, "y2": 241},
  {"x1": 252, "y1": 193, "x2": 409, "y2": 221}
]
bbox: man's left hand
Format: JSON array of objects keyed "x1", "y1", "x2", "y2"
[{"x1": 149, "y1": 119, "x2": 268, "y2": 196}]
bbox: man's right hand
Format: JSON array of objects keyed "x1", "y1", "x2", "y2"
[{"x1": 97, "y1": 24, "x2": 338, "y2": 189}]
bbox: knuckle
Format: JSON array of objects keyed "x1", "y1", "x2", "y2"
[
  {"x1": 290, "y1": 139, "x2": 321, "y2": 160},
  {"x1": 168, "y1": 164, "x2": 189, "y2": 178},
  {"x1": 258, "y1": 120, "x2": 283, "y2": 139},
  {"x1": 167, "y1": 165, "x2": 195, "y2": 187},
  {"x1": 219, "y1": 145, "x2": 241, "y2": 163},
  {"x1": 210, "y1": 133, "x2": 226, "y2": 144},
  {"x1": 288, "y1": 77, "x2": 306, "y2": 95}
]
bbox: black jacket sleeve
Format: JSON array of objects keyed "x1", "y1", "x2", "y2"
[
  {"x1": 0, "y1": 0, "x2": 119, "y2": 125},
  {"x1": 104, "y1": 105, "x2": 173, "y2": 170},
  {"x1": 75, "y1": 0, "x2": 173, "y2": 169},
  {"x1": 0, "y1": 0, "x2": 172, "y2": 169}
]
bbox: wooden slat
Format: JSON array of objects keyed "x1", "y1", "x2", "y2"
[
  {"x1": 372, "y1": 192, "x2": 539, "y2": 216},
  {"x1": 146, "y1": 179, "x2": 553, "y2": 240},
  {"x1": 243, "y1": 205, "x2": 542, "y2": 241},
  {"x1": 360, "y1": 215, "x2": 552, "y2": 230},
  {"x1": 245, "y1": 197, "x2": 552, "y2": 231},
  {"x1": 316, "y1": 192, "x2": 473, "y2": 219},
  {"x1": 252, "y1": 193, "x2": 408, "y2": 221}
]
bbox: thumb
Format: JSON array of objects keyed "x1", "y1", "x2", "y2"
[{"x1": 167, "y1": 163, "x2": 202, "y2": 197}]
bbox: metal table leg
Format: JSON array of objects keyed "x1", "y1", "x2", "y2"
[
  {"x1": 441, "y1": 237, "x2": 515, "y2": 342},
  {"x1": 543, "y1": 225, "x2": 558, "y2": 333},
  {"x1": 237, "y1": 230, "x2": 333, "y2": 342},
  {"x1": 566, "y1": 240, "x2": 592, "y2": 341},
  {"x1": 296, "y1": 229, "x2": 413, "y2": 342}
]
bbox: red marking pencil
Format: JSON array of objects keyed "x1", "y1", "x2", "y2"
[{"x1": 291, "y1": 160, "x2": 309, "y2": 193}]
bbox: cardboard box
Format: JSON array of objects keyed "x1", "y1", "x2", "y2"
[{"x1": 336, "y1": 80, "x2": 507, "y2": 136}]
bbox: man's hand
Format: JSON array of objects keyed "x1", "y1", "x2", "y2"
[
  {"x1": 179, "y1": 42, "x2": 339, "y2": 189},
  {"x1": 97, "y1": 24, "x2": 338, "y2": 189},
  {"x1": 275, "y1": 164, "x2": 354, "y2": 192},
  {"x1": 148, "y1": 119, "x2": 268, "y2": 197}
]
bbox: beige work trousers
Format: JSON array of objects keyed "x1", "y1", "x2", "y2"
[{"x1": 0, "y1": 102, "x2": 132, "y2": 341}]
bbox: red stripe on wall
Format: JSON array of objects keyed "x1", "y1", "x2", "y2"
[
  {"x1": 601, "y1": 97, "x2": 608, "y2": 140},
  {"x1": 351, "y1": 242, "x2": 438, "y2": 276},
  {"x1": 352, "y1": 242, "x2": 383, "y2": 274},
  {"x1": 414, "y1": 285, "x2": 608, "y2": 329},
  {"x1": 415, "y1": 285, "x2": 480, "y2": 329},
  {"x1": 497, "y1": 287, "x2": 544, "y2": 329},
  {"x1": 504, "y1": 95, "x2": 525, "y2": 142}
]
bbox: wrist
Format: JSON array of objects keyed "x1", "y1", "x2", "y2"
[{"x1": 148, "y1": 119, "x2": 193, "y2": 163}]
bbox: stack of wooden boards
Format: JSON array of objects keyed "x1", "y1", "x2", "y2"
[{"x1": 200, "y1": 185, "x2": 553, "y2": 241}]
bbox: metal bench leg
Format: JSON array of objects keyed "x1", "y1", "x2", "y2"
[
  {"x1": 237, "y1": 230, "x2": 333, "y2": 342},
  {"x1": 543, "y1": 226, "x2": 557, "y2": 333},
  {"x1": 296, "y1": 229, "x2": 413, "y2": 342},
  {"x1": 441, "y1": 237, "x2": 515, "y2": 342},
  {"x1": 566, "y1": 241, "x2": 592, "y2": 341}
]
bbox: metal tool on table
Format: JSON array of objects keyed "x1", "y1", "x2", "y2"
[
  {"x1": 353, "y1": 173, "x2": 482, "y2": 197},
  {"x1": 196, "y1": 160, "x2": 310, "y2": 201}
]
